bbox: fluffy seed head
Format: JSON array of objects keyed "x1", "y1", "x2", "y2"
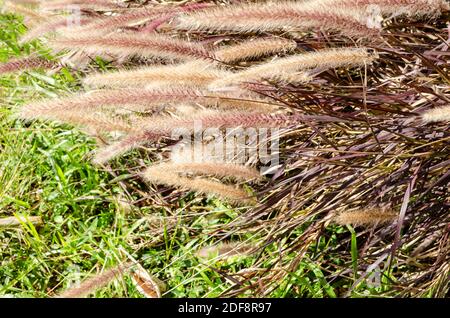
[
  {"x1": 92, "y1": 111, "x2": 344, "y2": 163},
  {"x1": 175, "y1": 1, "x2": 381, "y2": 37},
  {"x1": 421, "y1": 106, "x2": 450, "y2": 123},
  {"x1": 0, "y1": 56, "x2": 54, "y2": 75},
  {"x1": 334, "y1": 208, "x2": 398, "y2": 226},
  {"x1": 83, "y1": 61, "x2": 232, "y2": 89},
  {"x1": 210, "y1": 48, "x2": 375, "y2": 89},
  {"x1": 50, "y1": 33, "x2": 212, "y2": 61},
  {"x1": 143, "y1": 163, "x2": 257, "y2": 205},
  {"x1": 215, "y1": 37, "x2": 297, "y2": 63}
]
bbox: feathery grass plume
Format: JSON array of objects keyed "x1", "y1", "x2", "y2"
[
  {"x1": 0, "y1": 56, "x2": 54, "y2": 75},
  {"x1": 174, "y1": 1, "x2": 381, "y2": 37},
  {"x1": 40, "y1": 0, "x2": 124, "y2": 12},
  {"x1": 215, "y1": 37, "x2": 297, "y2": 64},
  {"x1": 50, "y1": 33, "x2": 212, "y2": 61},
  {"x1": 134, "y1": 111, "x2": 323, "y2": 134},
  {"x1": 196, "y1": 242, "x2": 256, "y2": 259},
  {"x1": 139, "y1": 3, "x2": 214, "y2": 32},
  {"x1": 134, "y1": 111, "x2": 342, "y2": 133},
  {"x1": 32, "y1": 110, "x2": 133, "y2": 133},
  {"x1": 18, "y1": 87, "x2": 279, "y2": 120},
  {"x1": 2, "y1": 1, "x2": 45, "y2": 24},
  {"x1": 334, "y1": 208, "x2": 398, "y2": 226},
  {"x1": 267, "y1": 71, "x2": 313, "y2": 84},
  {"x1": 146, "y1": 162, "x2": 261, "y2": 181},
  {"x1": 66, "y1": 3, "x2": 213, "y2": 35},
  {"x1": 0, "y1": 215, "x2": 42, "y2": 227},
  {"x1": 60, "y1": 6, "x2": 157, "y2": 35},
  {"x1": 20, "y1": 15, "x2": 93, "y2": 44},
  {"x1": 92, "y1": 130, "x2": 160, "y2": 164},
  {"x1": 209, "y1": 48, "x2": 374, "y2": 89},
  {"x1": 143, "y1": 163, "x2": 256, "y2": 205},
  {"x1": 83, "y1": 61, "x2": 232, "y2": 89},
  {"x1": 334, "y1": 0, "x2": 450, "y2": 17},
  {"x1": 56, "y1": 263, "x2": 131, "y2": 298},
  {"x1": 93, "y1": 111, "x2": 344, "y2": 163},
  {"x1": 421, "y1": 106, "x2": 450, "y2": 123}
]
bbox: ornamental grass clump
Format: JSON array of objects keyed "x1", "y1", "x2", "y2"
[{"x1": 2, "y1": 0, "x2": 449, "y2": 297}]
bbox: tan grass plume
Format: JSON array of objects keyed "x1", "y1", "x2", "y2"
[
  {"x1": 215, "y1": 37, "x2": 297, "y2": 64},
  {"x1": 0, "y1": 56, "x2": 54, "y2": 75},
  {"x1": 421, "y1": 106, "x2": 450, "y2": 123},
  {"x1": 83, "y1": 61, "x2": 232, "y2": 89},
  {"x1": 143, "y1": 162, "x2": 259, "y2": 205},
  {"x1": 175, "y1": 1, "x2": 381, "y2": 37},
  {"x1": 50, "y1": 33, "x2": 212, "y2": 61},
  {"x1": 146, "y1": 162, "x2": 261, "y2": 181},
  {"x1": 209, "y1": 48, "x2": 375, "y2": 89},
  {"x1": 18, "y1": 87, "x2": 279, "y2": 120},
  {"x1": 20, "y1": 15, "x2": 94, "y2": 44},
  {"x1": 334, "y1": 208, "x2": 398, "y2": 226},
  {"x1": 40, "y1": 110, "x2": 133, "y2": 133},
  {"x1": 92, "y1": 111, "x2": 343, "y2": 164}
]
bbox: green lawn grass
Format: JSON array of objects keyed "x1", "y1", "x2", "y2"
[{"x1": 0, "y1": 13, "x2": 385, "y2": 298}]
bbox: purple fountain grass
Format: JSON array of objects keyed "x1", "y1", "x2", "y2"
[
  {"x1": 82, "y1": 61, "x2": 232, "y2": 89},
  {"x1": 0, "y1": 56, "x2": 55, "y2": 75},
  {"x1": 140, "y1": 2, "x2": 214, "y2": 32},
  {"x1": 4, "y1": 0, "x2": 448, "y2": 298},
  {"x1": 210, "y1": 47, "x2": 375, "y2": 89},
  {"x1": 214, "y1": 37, "x2": 298, "y2": 64},
  {"x1": 135, "y1": 112, "x2": 345, "y2": 133},
  {"x1": 61, "y1": 6, "x2": 160, "y2": 34},
  {"x1": 334, "y1": 208, "x2": 398, "y2": 226},
  {"x1": 66, "y1": 2, "x2": 213, "y2": 35},
  {"x1": 18, "y1": 87, "x2": 280, "y2": 119},
  {"x1": 33, "y1": 110, "x2": 133, "y2": 133},
  {"x1": 92, "y1": 130, "x2": 160, "y2": 164},
  {"x1": 142, "y1": 162, "x2": 258, "y2": 205},
  {"x1": 49, "y1": 32, "x2": 213, "y2": 61},
  {"x1": 20, "y1": 15, "x2": 94, "y2": 44},
  {"x1": 92, "y1": 111, "x2": 346, "y2": 164},
  {"x1": 174, "y1": 1, "x2": 381, "y2": 37},
  {"x1": 146, "y1": 162, "x2": 262, "y2": 181}
]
